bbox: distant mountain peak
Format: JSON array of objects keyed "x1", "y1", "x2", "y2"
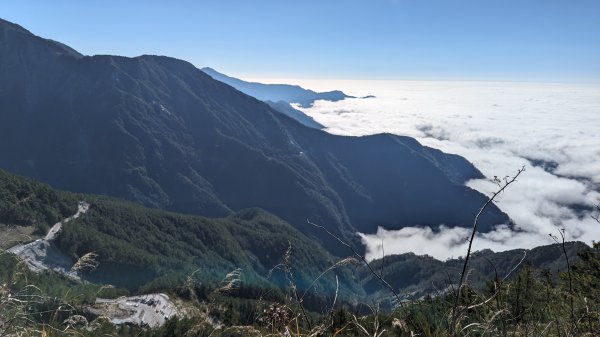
[
  {"x1": 201, "y1": 67, "x2": 353, "y2": 108},
  {"x1": 201, "y1": 67, "x2": 356, "y2": 128}
]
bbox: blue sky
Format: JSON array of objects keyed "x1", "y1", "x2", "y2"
[{"x1": 1, "y1": 0, "x2": 599, "y2": 80}]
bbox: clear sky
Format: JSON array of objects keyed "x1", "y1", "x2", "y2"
[{"x1": 1, "y1": 0, "x2": 599, "y2": 80}]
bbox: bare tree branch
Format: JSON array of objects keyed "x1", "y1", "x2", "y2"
[
  {"x1": 451, "y1": 166, "x2": 525, "y2": 336},
  {"x1": 307, "y1": 219, "x2": 404, "y2": 307},
  {"x1": 592, "y1": 203, "x2": 600, "y2": 224}
]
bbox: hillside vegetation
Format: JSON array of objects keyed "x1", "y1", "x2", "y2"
[
  {"x1": 0, "y1": 170, "x2": 78, "y2": 236},
  {"x1": 1, "y1": 168, "x2": 598, "y2": 337},
  {"x1": 0, "y1": 169, "x2": 358, "y2": 298},
  {"x1": 2, "y1": 231, "x2": 598, "y2": 336}
]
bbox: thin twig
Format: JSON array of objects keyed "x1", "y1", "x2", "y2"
[
  {"x1": 550, "y1": 229, "x2": 576, "y2": 333},
  {"x1": 380, "y1": 239, "x2": 385, "y2": 280},
  {"x1": 592, "y1": 203, "x2": 600, "y2": 224},
  {"x1": 468, "y1": 251, "x2": 527, "y2": 310},
  {"x1": 307, "y1": 219, "x2": 404, "y2": 307},
  {"x1": 451, "y1": 166, "x2": 525, "y2": 336}
]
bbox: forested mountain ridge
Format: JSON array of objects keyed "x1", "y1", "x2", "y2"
[
  {"x1": 0, "y1": 18, "x2": 508, "y2": 254},
  {"x1": 0, "y1": 168, "x2": 586, "y2": 299},
  {"x1": 0, "y1": 168, "x2": 596, "y2": 337},
  {"x1": 362, "y1": 242, "x2": 588, "y2": 300},
  {"x1": 0, "y1": 169, "x2": 357, "y2": 295}
]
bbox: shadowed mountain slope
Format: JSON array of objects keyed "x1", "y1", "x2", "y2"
[{"x1": 0, "y1": 18, "x2": 508, "y2": 254}]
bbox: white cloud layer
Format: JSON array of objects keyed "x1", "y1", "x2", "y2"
[{"x1": 281, "y1": 79, "x2": 600, "y2": 260}]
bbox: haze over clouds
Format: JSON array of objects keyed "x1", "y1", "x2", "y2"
[{"x1": 251, "y1": 78, "x2": 600, "y2": 260}]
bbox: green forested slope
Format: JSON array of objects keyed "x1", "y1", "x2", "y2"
[
  {"x1": 2, "y1": 168, "x2": 599, "y2": 337},
  {"x1": 0, "y1": 169, "x2": 358, "y2": 296},
  {"x1": 0, "y1": 168, "x2": 590, "y2": 303},
  {"x1": 360, "y1": 242, "x2": 588, "y2": 300},
  {"x1": 0, "y1": 170, "x2": 78, "y2": 234}
]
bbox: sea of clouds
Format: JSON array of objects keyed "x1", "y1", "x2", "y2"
[{"x1": 253, "y1": 78, "x2": 600, "y2": 260}]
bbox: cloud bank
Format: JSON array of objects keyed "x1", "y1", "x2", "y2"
[{"x1": 285, "y1": 79, "x2": 600, "y2": 260}]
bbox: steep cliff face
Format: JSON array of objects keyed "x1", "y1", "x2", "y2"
[{"x1": 0, "y1": 19, "x2": 509, "y2": 254}]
